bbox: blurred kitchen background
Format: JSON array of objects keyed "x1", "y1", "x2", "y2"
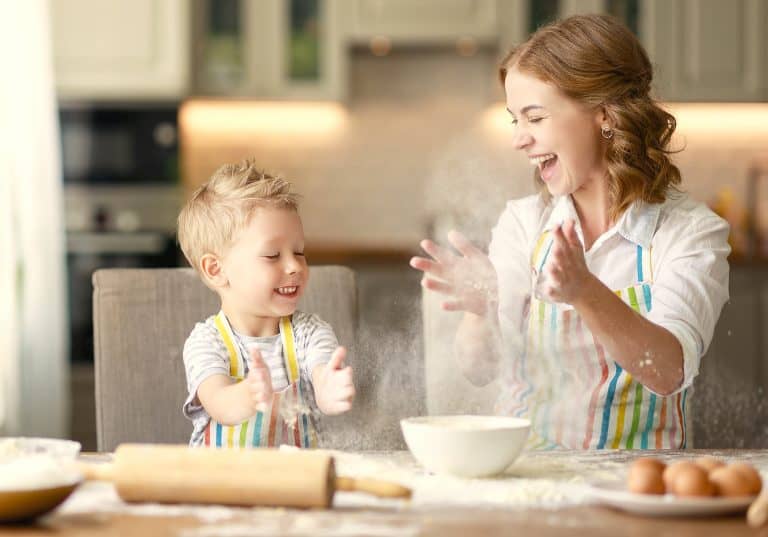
[{"x1": 2, "y1": 0, "x2": 768, "y2": 450}]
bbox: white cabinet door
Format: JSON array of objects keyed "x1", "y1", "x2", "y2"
[
  {"x1": 195, "y1": 0, "x2": 346, "y2": 100},
  {"x1": 558, "y1": 0, "x2": 606, "y2": 17},
  {"x1": 497, "y1": 0, "x2": 639, "y2": 62},
  {"x1": 496, "y1": 0, "x2": 528, "y2": 55},
  {"x1": 246, "y1": 0, "x2": 346, "y2": 100},
  {"x1": 51, "y1": 0, "x2": 190, "y2": 100},
  {"x1": 347, "y1": 0, "x2": 498, "y2": 44},
  {"x1": 643, "y1": 0, "x2": 767, "y2": 101}
]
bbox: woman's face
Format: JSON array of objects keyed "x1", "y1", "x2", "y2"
[{"x1": 504, "y1": 68, "x2": 607, "y2": 197}]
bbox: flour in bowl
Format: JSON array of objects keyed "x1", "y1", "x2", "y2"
[{"x1": 0, "y1": 454, "x2": 81, "y2": 491}]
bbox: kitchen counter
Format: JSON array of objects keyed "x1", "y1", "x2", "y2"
[{"x1": 6, "y1": 449, "x2": 768, "y2": 536}]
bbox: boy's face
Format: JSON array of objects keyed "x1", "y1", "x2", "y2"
[{"x1": 219, "y1": 207, "x2": 309, "y2": 319}]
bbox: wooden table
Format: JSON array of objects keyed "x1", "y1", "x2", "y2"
[{"x1": 2, "y1": 449, "x2": 767, "y2": 537}]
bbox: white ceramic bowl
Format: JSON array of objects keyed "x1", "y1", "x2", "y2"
[
  {"x1": 0, "y1": 437, "x2": 83, "y2": 522},
  {"x1": 401, "y1": 415, "x2": 530, "y2": 478}
]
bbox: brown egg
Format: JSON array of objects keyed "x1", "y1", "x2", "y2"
[
  {"x1": 728, "y1": 462, "x2": 762, "y2": 495},
  {"x1": 695, "y1": 456, "x2": 725, "y2": 473},
  {"x1": 632, "y1": 457, "x2": 666, "y2": 473},
  {"x1": 670, "y1": 464, "x2": 715, "y2": 497},
  {"x1": 627, "y1": 458, "x2": 666, "y2": 495},
  {"x1": 663, "y1": 460, "x2": 698, "y2": 491},
  {"x1": 710, "y1": 466, "x2": 754, "y2": 497}
]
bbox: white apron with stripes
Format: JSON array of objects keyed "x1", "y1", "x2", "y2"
[
  {"x1": 496, "y1": 230, "x2": 688, "y2": 450},
  {"x1": 203, "y1": 312, "x2": 317, "y2": 448}
]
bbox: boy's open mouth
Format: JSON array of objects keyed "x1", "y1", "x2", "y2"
[{"x1": 275, "y1": 286, "x2": 299, "y2": 298}]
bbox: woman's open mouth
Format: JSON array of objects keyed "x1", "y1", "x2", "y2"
[{"x1": 531, "y1": 153, "x2": 558, "y2": 182}]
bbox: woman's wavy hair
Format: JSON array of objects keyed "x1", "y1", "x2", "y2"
[{"x1": 499, "y1": 14, "x2": 681, "y2": 220}]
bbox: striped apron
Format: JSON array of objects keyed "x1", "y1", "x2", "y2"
[
  {"x1": 497, "y1": 230, "x2": 688, "y2": 450},
  {"x1": 203, "y1": 312, "x2": 317, "y2": 448}
]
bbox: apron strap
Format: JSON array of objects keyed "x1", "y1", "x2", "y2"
[
  {"x1": 214, "y1": 312, "x2": 242, "y2": 379},
  {"x1": 530, "y1": 230, "x2": 553, "y2": 271},
  {"x1": 214, "y1": 312, "x2": 297, "y2": 381},
  {"x1": 636, "y1": 244, "x2": 653, "y2": 284},
  {"x1": 279, "y1": 316, "x2": 300, "y2": 384}
]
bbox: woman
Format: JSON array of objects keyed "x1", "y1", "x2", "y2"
[{"x1": 411, "y1": 14, "x2": 730, "y2": 449}]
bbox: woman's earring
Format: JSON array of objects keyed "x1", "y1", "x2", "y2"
[{"x1": 601, "y1": 124, "x2": 614, "y2": 140}]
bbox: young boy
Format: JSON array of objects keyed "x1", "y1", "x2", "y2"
[{"x1": 177, "y1": 158, "x2": 355, "y2": 448}]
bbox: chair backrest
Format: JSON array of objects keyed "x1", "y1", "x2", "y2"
[{"x1": 92, "y1": 266, "x2": 358, "y2": 452}]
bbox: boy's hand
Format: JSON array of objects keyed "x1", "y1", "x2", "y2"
[
  {"x1": 313, "y1": 347, "x2": 355, "y2": 415},
  {"x1": 242, "y1": 347, "x2": 273, "y2": 414}
]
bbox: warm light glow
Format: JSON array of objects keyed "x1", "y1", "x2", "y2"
[
  {"x1": 482, "y1": 102, "x2": 768, "y2": 144},
  {"x1": 667, "y1": 103, "x2": 768, "y2": 138},
  {"x1": 481, "y1": 103, "x2": 514, "y2": 136},
  {"x1": 179, "y1": 100, "x2": 347, "y2": 138}
]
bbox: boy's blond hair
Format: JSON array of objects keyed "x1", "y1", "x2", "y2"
[{"x1": 177, "y1": 158, "x2": 299, "y2": 275}]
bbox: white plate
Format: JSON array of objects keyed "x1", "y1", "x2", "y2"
[{"x1": 586, "y1": 480, "x2": 755, "y2": 517}]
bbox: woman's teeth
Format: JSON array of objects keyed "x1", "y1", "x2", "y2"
[
  {"x1": 530, "y1": 154, "x2": 556, "y2": 169},
  {"x1": 276, "y1": 286, "x2": 297, "y2": 295}
]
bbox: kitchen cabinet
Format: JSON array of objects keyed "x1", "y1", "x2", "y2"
[
  {"x1": 51, "y1": 0, "x2": 190, "y2": 100},
  {"x1": 643, "y1": 0, "x2": 767, "y2": 101},
  {"x1": 497, "y1": 0, "x2": 768, "y2": 102},
  {"x1": 496, "y1": 0, "x2": 528, "y2": 55},
  {"x1": 194, "y1": 0, "x2": 346, "y2": 100},
  {"x1": 345, "y1": 0, "x2": 498, "y2": 45},
  {"x1": 497, "y1": 0, "x2": 643, "y2": 71}
]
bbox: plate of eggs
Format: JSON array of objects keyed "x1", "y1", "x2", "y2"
[{"x1": 586, "y1": 456, "x2": 762, "y2": 516}]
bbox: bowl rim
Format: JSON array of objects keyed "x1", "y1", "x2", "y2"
[
  {"x1": 400, "y1": 415, "x2": 531, "y2": 432},
  {"x1": 0, "y1": 437, "x2": 82, "y2": 453}
]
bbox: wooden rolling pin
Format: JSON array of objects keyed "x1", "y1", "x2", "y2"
[{"x1": 78, "y1": 444, "x2": 410, "y2": 509}]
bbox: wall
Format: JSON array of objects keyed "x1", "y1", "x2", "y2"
[
  {"x1": 181, "y1": 53, "x2": 768, "y2": 251},
  {"x1": 181, "y1": 49, "x2": 530, "y2": 250}
]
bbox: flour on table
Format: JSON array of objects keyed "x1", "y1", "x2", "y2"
[
  {"x1": 58, "y1": 481, "x2": 240, "y2": 523},
  {"x1": 51, "y1": 450, "x2": 768, "y2": 536},
  {"x1": 329, "y1": 450, "x2": 623, "y2": 510},
  {"x1": 60, "y1": 481, "x2": 420, "y2": 535},
  {"x1": 180, "y1": 511, "x2": 421, "y2": 537},
  {"x1": 58, "y1": 449, "x2": 617, "y2": 523}
]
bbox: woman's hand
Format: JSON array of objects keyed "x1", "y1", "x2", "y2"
[
  {"x1": 410, "y1": 230, "x2": 498, "y2": 316},
  {"x1": 537, "y1": 219, "x2": 596, "y2": 304}
]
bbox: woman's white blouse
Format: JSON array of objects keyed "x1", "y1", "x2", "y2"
[{"x1": 488, "y1": 192, "x2": 731, "y2": 395}]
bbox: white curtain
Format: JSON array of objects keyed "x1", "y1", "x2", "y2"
[{"x1": 0, "y1": 0, "x2": 68, "y2": 437}]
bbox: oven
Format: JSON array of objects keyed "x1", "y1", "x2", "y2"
[
  {"x1": 60, "y1": 103, "x2": 183, "y2": 363},
  {"x1": 60, "y1": 103, "x2": 179, "y2": 186}
]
